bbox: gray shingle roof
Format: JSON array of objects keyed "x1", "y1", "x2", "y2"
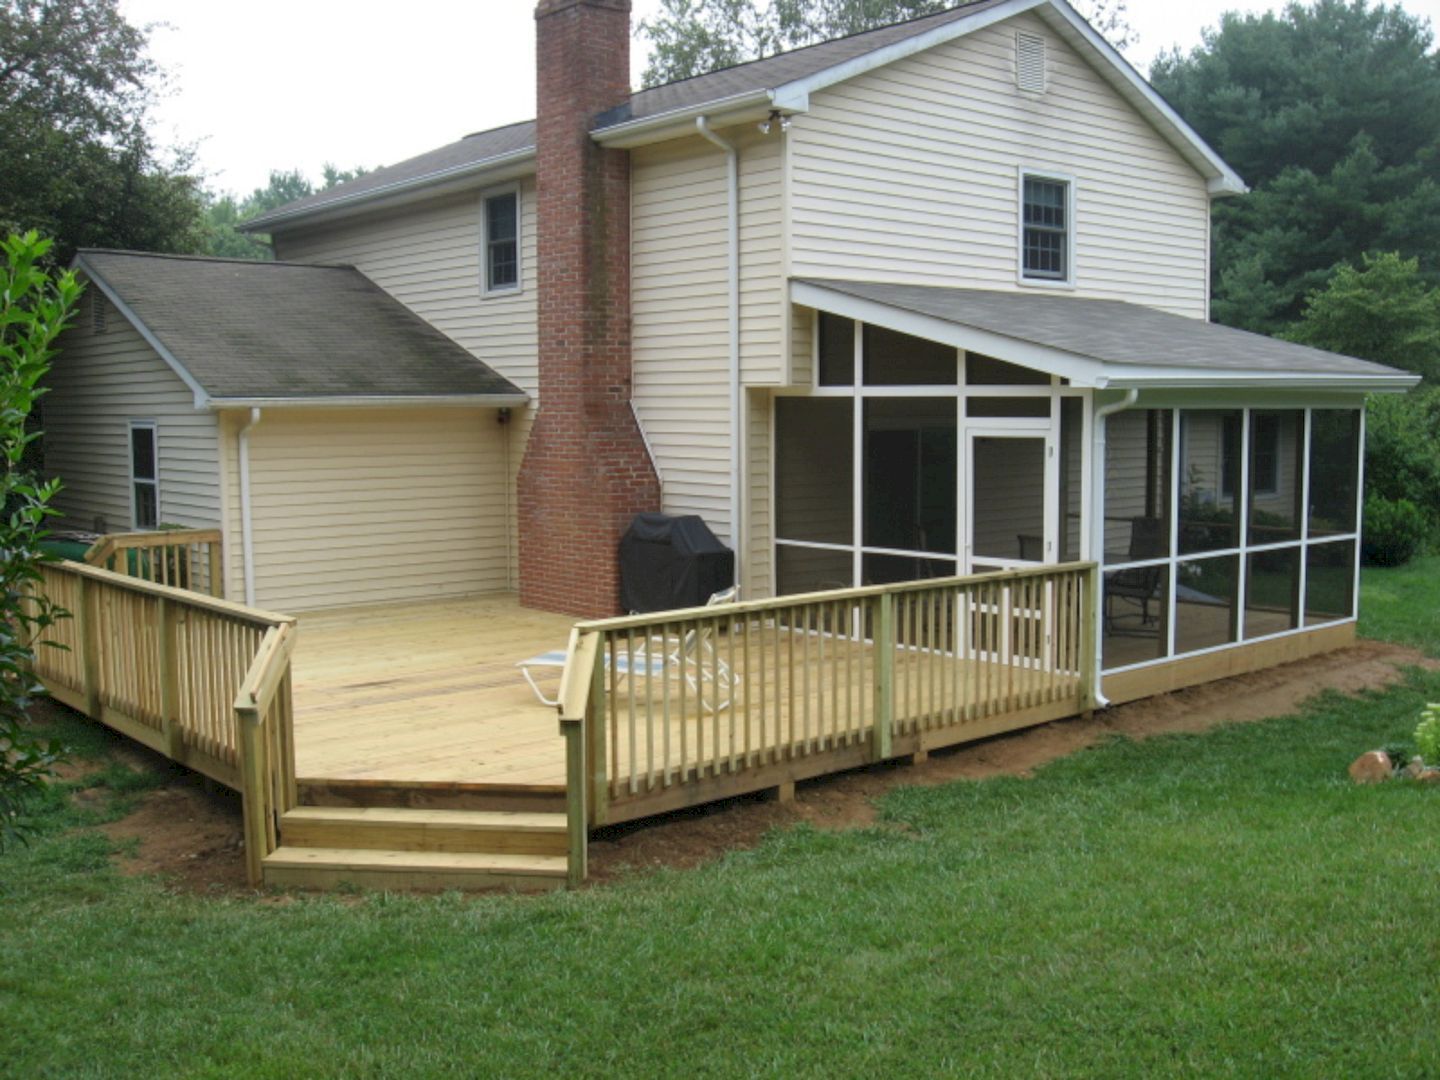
[
  {"x1": 796, "y1": 278, "x2": 1417, "y2": 383},
  {"x1": 246, "y1": 1, "x2": 1011, "y2": 229},
  {"x1": 74, "y1": 250, "x2": 527, "y2": 403}
]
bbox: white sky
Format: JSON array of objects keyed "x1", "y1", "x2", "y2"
[{"x1": 119, "y1": 0, "x2": 1440, "y2": 196}]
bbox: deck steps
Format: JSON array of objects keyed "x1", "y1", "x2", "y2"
[{"x1": 263, "y1": 807, "x2": 569, "y2": 892}]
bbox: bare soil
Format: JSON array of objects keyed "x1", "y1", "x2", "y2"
[{"x1": 36, "y1": 640, "x2": 1434, "y2": 894}]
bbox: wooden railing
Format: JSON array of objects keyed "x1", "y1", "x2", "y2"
[
  {"x1": 558, "y1": 562, "x2": 1099, "y2": 884},
  {"x1": 85, "y1": 529, "x2": 224, "y2": 597},
  {"x1": 33, "y1": 559, "x2": 295, "y2": 885}
]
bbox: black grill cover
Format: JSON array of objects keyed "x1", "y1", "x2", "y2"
[{"x1": 620, "y1": 513, "x2": 735, "y2": 614}]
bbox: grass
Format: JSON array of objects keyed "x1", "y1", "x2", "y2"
[{"x1": 1, "y1": 562, "x2": 1437, "y2": 1076}]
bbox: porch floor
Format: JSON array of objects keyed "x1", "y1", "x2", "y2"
[{"x1": 291, "y1": 594, "x2": 574, "y2": 791}]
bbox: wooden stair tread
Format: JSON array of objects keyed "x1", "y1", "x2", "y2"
[
  {"x1": 283, "y1": 806, "x2": 566, "y2": 832},
  {"x1": 264, "y1": 846, "x2": 567, "y2": 876}
]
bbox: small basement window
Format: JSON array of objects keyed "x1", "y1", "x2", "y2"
[
  {"x1": 482, "y1": 187, "x2": 520, "y2": 295},
  {"x1": 1020, "y1": 173, "x2": 1072, "y2": 284},
  {"x1": 130, "y1": 421, "x2": 158, "y2": 530}
]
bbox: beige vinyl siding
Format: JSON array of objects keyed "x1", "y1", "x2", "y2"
[
  {"x1": 631, "y1": 126, "x2": 787, "y2": 547},
  {"x1": 274, "y1": 187, "x2": 537, "y2": 589},
  {"x1": 45, "y1": 302, "x2": 220, "y2": 533},
  {"x1": 788, "y1": 12, "x2": 1210, "y2": 318},
  {"x1": 219, "y1": 408, "x2": 510, "y2": 613}
]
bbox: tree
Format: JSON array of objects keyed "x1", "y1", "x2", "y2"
[
  {"x1": 0, "y1": 0, "x2": 206, "y2": 263},
  {"x1": 0, "y1": 232, "x2": 78, "y2": 850},
  {"x1": 1285, "y1": 252, "x2": 1440, "y2": 382},
  {"x1": 1149, "y1": 1, "x2": 1440, "y2": 333},
  {"x1": 202, "y1": 165, "x2": 371, "y2": 261},
  {"x1": 639, "y1": 0, "x2": 1132, "y2": 87}
]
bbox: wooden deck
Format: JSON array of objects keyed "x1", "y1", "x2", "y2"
[{"x1": 291, "y1": 594, "x2": 575, "y2": 792}]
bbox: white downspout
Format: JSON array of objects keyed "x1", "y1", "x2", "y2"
[
  {"x1": 696, "y1": 115, "x2": 742, "y2": 589},
  {"x1": 1088, "y1": 388, "x2": 1138, "y2": 709},
  {"x1": 238, "y1": 407, "x2": 263, "y2": 607}
]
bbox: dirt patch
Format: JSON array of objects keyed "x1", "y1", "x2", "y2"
[
  {"x1": 33, "y1": 641, "x2": 1433, "y2": 894},
  {"x1": 98, "y1": 776, "x2": 250, "y2": 894},
  {"x1": 586, "y1": 641, "x2": 1435, "y2": 880}
]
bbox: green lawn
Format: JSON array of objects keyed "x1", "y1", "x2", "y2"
[{"x1": 2, "y1": 562, "x2": 1438, "y2": 1076}]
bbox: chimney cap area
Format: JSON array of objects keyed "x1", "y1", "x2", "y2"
[{"x1": 535, "y1": 0, "x2": 630, "y2": 17}]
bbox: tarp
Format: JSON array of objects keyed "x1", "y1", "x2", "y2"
[{"x1": 619, "y1": 513, "x2": 734, "y2": 615}]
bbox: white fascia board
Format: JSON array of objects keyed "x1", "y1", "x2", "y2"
[
  {"x1": 790, "y1": 279, "x2": 1108, "y2": 385},
  {"x1": 1036, "y1": 2, "x2": 1247, "y2": 196},
  {"x1": 770, "y1": 0, "x2": 1047, "y2": 111},
  {"x1": 591, "y1": 90, "x2": 776, "y2": 148},
  {"x1": 240, "y1": 149, "x2": 536, "y2": 234},
  {"x1": 73, "y1": 256, "x2": 213, "y2": 410},
  {"x1": 206, "y1": 394, "x2": 531, "y2": 410},
  {"x1": 1099, "y1": 369, "x2": 1421, "y2": 392}
]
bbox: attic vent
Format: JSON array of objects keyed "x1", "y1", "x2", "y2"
[
  {"x1": 90, "y1": 292, "x2": 108, "y2": 334},
  {"x1": 1016, "y1": 32, "x2": 1047, "y2": 93}
]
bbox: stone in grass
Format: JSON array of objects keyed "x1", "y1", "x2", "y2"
[
  {"x1": 1420, "y1": 769, "x2": 1440, "y2": 784},
  {"x1": 1348, "y1": 750, "x2": 1393, "y2": 784},
  {"x1": 1402, "y1": 756, "x2": 1428, "y2": 780}
]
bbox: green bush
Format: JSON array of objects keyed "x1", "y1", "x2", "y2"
[
  {"x1": 1416, "y1": 705, "x2": 1440, "y2": 764},
  {"x1": 1362, "y1": 496, "x2": 1427, "y2": 566},
  {"x1": 1365, "y1": 389, "x2": 1440, "y2": 531}
]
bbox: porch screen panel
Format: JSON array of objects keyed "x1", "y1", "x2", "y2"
[
  {"x1": 776, "y1": 398, "x2": 853, "y2": 545},
  {"x1": 1248, "y1": 411, "x2": 1304, "y2": 544},
  {"x1": 1244, "y1": 547, "x2": 1301, "y2": 638},
  {"x1": 777, "y1": 545, "x2": 853, "y2": 596},
  {"x1": 818, "y1": 313, "x2": 855, "y2": 386},
  {"x1": 1103, "y1": 409, "x2": 1173, "y2": 563},
  {"x1": 971, "y1": 435, "x2": 1044, "y2": 561},
  {"x1": 1179, "y1": 410, "x2": 1242, "y2": 554},
  {"x1": 1308, "y1": 410, "x2": 1362, "y2": 538},
  {"x1": 1058, "y1": 397, "x2": 1083, "y2": 563},
  {"x1": 1102, "y1": 568, "x2": 1170, "y2": 669},
  {"x1": 863, "y1": 325, "x2": 956, "y2": 386},
  {"x1": 965, "y1": 353, "x2": 1050, "y2": 385},
  {"x1": 1305, "y1": 540, "x2": 1357, "y2": 624},
  {"x1": 1175, "y1": 554, "x2": 1240, "y2": 653},
  {"x1": 863, "y1": 398, "x2": 956, "y2": 554}
]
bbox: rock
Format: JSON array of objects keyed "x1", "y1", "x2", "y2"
[
  {"x1": 1419, "y1": 768, "x2": 1440, "y2": 785},
  {"x1": 1349, "y1": 750, "x2": 1393, "y2": 784},
  {"x1": 1403, "y1": 757, "x2": 1427, "y2": 780}
]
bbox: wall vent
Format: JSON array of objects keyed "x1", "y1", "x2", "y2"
[
  {"x1": 1016, "y1": 31, "x2": 1047, "y2": 93},
  {"x1": 90, "y1": 292, "x2": 108, "y2": 334}
]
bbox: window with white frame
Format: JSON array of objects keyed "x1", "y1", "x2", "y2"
[
  {"x1": 129, "y1": 422, "x2": 158, "y2": 530},
  {"x1": 1020, "y1": 174, "x2": 1072, "y2": 283},
  {"x1": 481, "y1": 188, "x2": 520, "y2": 295}
]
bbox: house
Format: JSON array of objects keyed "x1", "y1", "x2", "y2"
[{"x1": 36, "y1": 0, "x2": 1420, "y2": 888}]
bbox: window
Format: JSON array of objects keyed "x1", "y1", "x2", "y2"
[
  {"x1": 481, "y1": 188, "x2": 520, "y2": 294},
  {"x1": 1021, "y1": 174, "x2": 1071, "y2": 283},
  {"x1": 129, "y1": 422, "x2": 158, "y2": 530}
]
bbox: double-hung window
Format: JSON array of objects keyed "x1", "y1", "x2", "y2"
[
  {"x1": 1020, "y1": 173, "x2": 1072, "y2": 284},
  {"x1": 129, "y1": 421, "x2": 158, "y2": 530},
  {"x1": 482, "y1": 187, "x2": 520, "y2": 295}
]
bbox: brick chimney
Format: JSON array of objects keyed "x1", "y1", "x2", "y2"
[{"x1": 518, "y1": 0, "x2": 661, "y2": 617}]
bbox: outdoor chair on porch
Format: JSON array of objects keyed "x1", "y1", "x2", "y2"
[
  {"x1": 517, "y1": 587, "x2": 740, "y2": 711},
  {"x1": 1104, "y1": 517, "x2": 1165, "y2": 635}
]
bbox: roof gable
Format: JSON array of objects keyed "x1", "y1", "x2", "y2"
[{"x1": 72, "y1": 251, "x2": 528, "y2": 407}]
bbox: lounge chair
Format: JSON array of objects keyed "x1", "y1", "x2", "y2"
[{"x1": 518, "y1": 587, "x2": 739, "y2": 709}]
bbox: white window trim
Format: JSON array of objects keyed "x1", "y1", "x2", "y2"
[
  {"x1": 1016, "y1": 167, "x2": 1076, "y2": 290},
  {"x1": 128, "y1": 420, "x2": 159, "y2": 531},
  {"x1": 479, "y1": 183, "x2": 522, "y2": 298}
]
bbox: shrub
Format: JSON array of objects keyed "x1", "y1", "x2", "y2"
[
  {"x1": 1365, "y1": 389, "x2": 1440, "y2": 532},
  {"x1": 1361, "y1": 496, "x2": 1427, "y2": 566},
  {"x1": 1416, "y1": 705, "x2": 1440, "y2": 764}
]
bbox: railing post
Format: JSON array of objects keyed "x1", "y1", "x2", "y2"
[
  {"x1": 587, "y1": 633, "x2": 609, "y2": 827},
  {"x1": 872, "y1": 592, "x2": 895, "y2": 760},
  {"x1": 1079, "y1": 563, "x2": 1101, "y2": 715},
  {"x1": 157, "y1": 598, "x2": 183, "y2": 759},
  {"x1": 560, "y1": 715, "x2": 588, "y2": 888},
  {"x1": 76, "y1": 575, "x2": 102, "y2": 718},
  {"x1": 210, "y1": 539, "x2": 224, "y2": 598},
  {"x1": 235, "y1": 703, "x2": 271, "y2": 887}
]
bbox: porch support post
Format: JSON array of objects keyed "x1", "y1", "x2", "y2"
[
  {"x1": 588, "y1": 636, "x2": 609, "y2": 827},
  {"x1": 872, "y1": 593, "x2": 895, "y2": 760},
  {"x1": 560, "y1": 715, "x2": 588, "y2": 888},
  {"x1": 1079, "y1": 562, "x2": 1101, "y2": 714}
]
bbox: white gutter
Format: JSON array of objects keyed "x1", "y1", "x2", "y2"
[
  {"x1": 1087, "y1": 388, "x2": 1139, "y2": 709},
  {"x1": 238, "y1": 407, "x2": 263, "y2": 607},
  {"x1": 206, "y1": 394, "x2": 530, "y2": 410},
  {"x1": 696, "y1": 116, "x2": 743, "y2": 587},
  {"x1": 593, "y1": 90, "x2": 774, "y2": 147}
]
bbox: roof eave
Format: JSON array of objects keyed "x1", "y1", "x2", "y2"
[
  {"x1": 1101, "y1": 371, "x2": 1421, "y2": 393},
  {"x1": 240, "y1": 148, "x2": 537, "y2": 234},
  {"x1": 591, "y1": 89, "x2": 778, "y2": 148},
  {"x1": 206, "y1": 393, "x2": 531, "y2": 410}
]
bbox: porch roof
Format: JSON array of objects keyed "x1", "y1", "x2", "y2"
[{"x1": 791, "y1": 279, "x2": 1421, "y2": 393}]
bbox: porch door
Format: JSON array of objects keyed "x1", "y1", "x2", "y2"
[{"x1": 965, "y1": 427, "x2": 1057, "y2": 575}]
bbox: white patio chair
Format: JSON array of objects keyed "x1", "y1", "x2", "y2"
[{"x1": 517, "y1": 587, "x2": 739, "y2": 710}]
